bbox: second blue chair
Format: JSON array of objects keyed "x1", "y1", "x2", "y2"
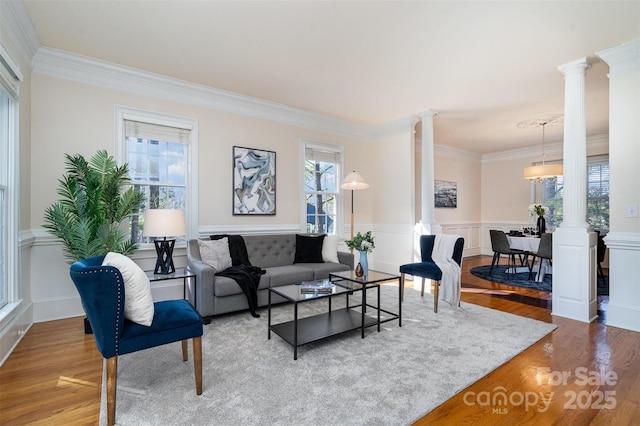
[{"x1": 399, "y1": 235, "x2": 464, "y2": 313}]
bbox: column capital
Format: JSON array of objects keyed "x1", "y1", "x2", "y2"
[
  {"x1": 558, "y1": 57, "x2": 591, "y2": 75},
  {"x1": 417, "y1": 109, "x2": 438, "y2": 120}
]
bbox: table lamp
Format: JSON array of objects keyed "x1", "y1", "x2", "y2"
[{"x1": 142, "y1": 208, "x2": 186, "y2": 274}]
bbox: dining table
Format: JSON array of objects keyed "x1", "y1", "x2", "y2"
[{"x1": 506, "y1": 235, "x2": 550, "y2": 282}]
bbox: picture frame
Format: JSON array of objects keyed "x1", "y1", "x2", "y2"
[
  {"x1": 435, "y1": 180, "x2": 457, "y2": 208},
  {"x1": 233, "y1": 146, "x2": 276, "y2": 215}
]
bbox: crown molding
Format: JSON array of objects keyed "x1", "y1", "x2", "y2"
[
  {"x1": 0, "y1": 0, "x2": 40, "y2": 66},
  {"x1": 597, "y1": 38, "x2": 640, "y2": 77},
  {"x1": 414, "y1": 135, "x2": 482, "y2": 163},
  {"x1": 481, "y1": 134, "x2": 608, "y2": 163},
  {"x1": 32, "y1": 47, "x2": 381, "y2": 140},
  {"x1": 434, "y1": 144, "x2": 482, "y2": 162},
  {"x1": 373, "y1": 115, "x2": 420, "y2": 140},
  {"x1": 482, "y1": 141, "x2": 564, "y2": 163}
]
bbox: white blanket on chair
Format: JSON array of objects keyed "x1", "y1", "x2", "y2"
[{"x1": 432, "y1": 234, "x2": 462, "y2": 307}]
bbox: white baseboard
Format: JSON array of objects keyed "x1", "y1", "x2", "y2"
[{"x1": 0, "y1": 301, "x2": 33, "y2": 367}]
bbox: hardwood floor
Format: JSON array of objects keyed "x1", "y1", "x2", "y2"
[{"x1": 1, "y1": 255, "x2": 638, "y2": 425}]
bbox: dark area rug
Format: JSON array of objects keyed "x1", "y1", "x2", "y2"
[{"x1": 470, "y1": 265, "x2": 609, "y2": 296}]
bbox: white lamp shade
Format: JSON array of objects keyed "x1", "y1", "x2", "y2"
[
  {"x1": 142, "y1": 209, "x2": 186, "y2": 237},
  {"x1": 340, "y1": 171, "x2": 370, "y2": 190},
  {"x1": 523, "y1": 164, "x2": 564, "y2": 180}
]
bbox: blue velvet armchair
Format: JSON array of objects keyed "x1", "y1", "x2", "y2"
[
  {"x1": 399, "y1": 235, "x2": 465, "y2": 313},
  {"x1": 70, "y1": 255, "x2": 203, "y2": 426}
]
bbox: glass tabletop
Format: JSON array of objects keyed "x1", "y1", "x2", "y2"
[
  {"x1": 270, "y1": 281, "x2": 355, "y2": 303},
  {"x1": 329, "y1": 269, "x2": 400, "y2": 285},
  {"x1": 144, "y1": 267, "x2": 195, "y2": 281}
]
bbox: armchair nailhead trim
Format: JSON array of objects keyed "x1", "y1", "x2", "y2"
[{"x1": 72, "y1": 267, "x2": 123, "y2": 355}]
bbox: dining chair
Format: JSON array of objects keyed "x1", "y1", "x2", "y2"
[
  {"x1": 489, "y1": 229, "x2": 529, "y2": 275},
  {"x1": 528, "y1": 232, "x2": 553, "y2": 280},
  {"x1": 69, "y1": 255, "x2": 203, "y2": 426},
  {"x1": 399, "y1": 234, "x2": 464, "y2": 313}
]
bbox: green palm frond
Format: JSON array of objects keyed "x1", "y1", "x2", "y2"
[{"x1": 43, "y1": 150, "x2": 145, "y2": 264}]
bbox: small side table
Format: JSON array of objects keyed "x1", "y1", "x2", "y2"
[{"x1": 145, "y1": 268, "x2": 198, "y2": 314}]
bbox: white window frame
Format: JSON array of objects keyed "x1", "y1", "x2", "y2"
[
  {"x1": 533, "y1": 155, "x2": 610, "y2": 232},
  {"x1": 0, "y1": 42, "x2": 22, "y2": 319},
  {"x1": 301, "y1": 139, "x2": 344, "y2": 235},
  {"x1": 115, "y1": 106, "x2": 198, "y2": 242}
]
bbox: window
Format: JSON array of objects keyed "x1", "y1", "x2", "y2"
[
  {"x1": 0, "y1": 44, "x2": 21, "y2": 311},
  {"x1": 538, "y1": 155, "x2": 609, "y2": 232},
  {"x1": 303, "y1": 141, "x2": 343, "y2": 235},
  {"x1": 116, "y1": 107, "x2": 198, "y2": 243}
]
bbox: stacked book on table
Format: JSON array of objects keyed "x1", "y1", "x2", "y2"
[{"x1": 300, "y1": 279, "x2": 334, "y2": 294}]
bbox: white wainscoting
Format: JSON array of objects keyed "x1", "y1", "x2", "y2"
[
  {"x1": 371, "y1": 222, "x2": 484, "y2": 275},
  {"x1": 24, "y1": 222, "x2": 523, "y2": 324},
  {"x1": 0, "y1": 232, "x2": 35, "y2": 367},
  {"x1": 29, "y1": 229, "x2": 190, "y2": 323}
]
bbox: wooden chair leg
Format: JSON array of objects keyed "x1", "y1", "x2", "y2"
[
  {"x1": 434, "y1": 280, "x2": 440, "y2": 313},
  {"x1": 182, "y1": 340, "x2": 188, "y2": 362},
  {"x1": 400, "y1": 273, "x2": 405, "y2": 302},
  {"x1": 106, "y1": 356, "x2": 118, "y2": 426},
  {"x1": 193, "y1": 336, "x2": 203, "y2": 395},
  {"x1": 420, "y1": 277, "x2": 425, "y2": 297}
]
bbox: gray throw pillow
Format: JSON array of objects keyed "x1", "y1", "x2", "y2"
[{"x1": 198, "y1": 238, "x2": 233, "y2": 272}]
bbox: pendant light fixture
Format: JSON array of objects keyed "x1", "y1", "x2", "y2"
[{"x1": 519, "y1": 114, "x2": 564, "y2": 181}]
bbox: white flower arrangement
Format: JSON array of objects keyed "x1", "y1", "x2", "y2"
[
  {"x1": 344, "y1": 231, "x2": 375, "y2": 253},
  {"x1": 529, "y1": 204, "x2": 548, "y2": 218}
]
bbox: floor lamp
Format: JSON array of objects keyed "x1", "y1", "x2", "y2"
[{"x1": 340, "y1": 171, "x2": 370, "y2": 246}]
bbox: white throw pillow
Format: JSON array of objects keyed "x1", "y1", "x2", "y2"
[
  {"x1": 102, "y1": 252, "x2": 155, "y2": 327},
  {"x1": 322, "y1": 235, "x2": 340, "y2": 263},
  {"x1": 198, "y1": 238, "x2": 233, "y2": 272}
]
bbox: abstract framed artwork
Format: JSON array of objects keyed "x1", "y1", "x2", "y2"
[
  {"x1": 233, "y1": 146, "x2": 276, "y2": 215},
  {"x1": 434, "y1": 180, "x2": 457, "y2": 208}
]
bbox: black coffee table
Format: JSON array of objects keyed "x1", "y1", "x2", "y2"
[{"x1": 268, "y1": 271, "x2": 401, "y2": 360}]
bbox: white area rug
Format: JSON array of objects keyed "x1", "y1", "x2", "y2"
[{"x1": 101, "y1": 285, "x2": 556, "y2": 425}]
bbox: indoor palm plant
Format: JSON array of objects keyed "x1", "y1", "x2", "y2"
[
  {"x1": 44, "y1": 150, "x2": 145, "y2": 333},
  {"x1": 44, "y1": 149, "x2": 145, "y2": 263}
]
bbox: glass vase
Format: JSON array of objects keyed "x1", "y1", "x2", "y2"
[
  {"x1": 537, "y1": 216, "x2": 546, "y2": 235},
  {"x1": 356, "y1": 250, "x2": 369, "y2": 278}
]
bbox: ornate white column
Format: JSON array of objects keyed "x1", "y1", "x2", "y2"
[
  {"x1": 552, "y1": 58, "x2": 598, "y2": 323},
  {"x1": 559, "y1": 59, "x2": 590, "y2": 229},
  {"x1": 418, "y1": 109, "x2": 441, "y2": 235}
]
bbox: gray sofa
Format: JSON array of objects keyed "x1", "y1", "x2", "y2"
[{"x1": 186, "y1": 234, "x2": 353, "y2": 322}]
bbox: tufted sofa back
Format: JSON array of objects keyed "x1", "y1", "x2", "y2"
[
  {"x1": 243, "y1": 234, "x2": 296, "y2": 267},
  {"x1": 188, "y1": 234, "x2": 301, "y2": 269}
]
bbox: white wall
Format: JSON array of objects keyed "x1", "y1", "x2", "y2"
[
  {"x1": 28, "y1": 71, "x2": 377, "y2": 322},
  {"x1": 372, "y1": 128, "x2": 416, "y2": 273}
]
